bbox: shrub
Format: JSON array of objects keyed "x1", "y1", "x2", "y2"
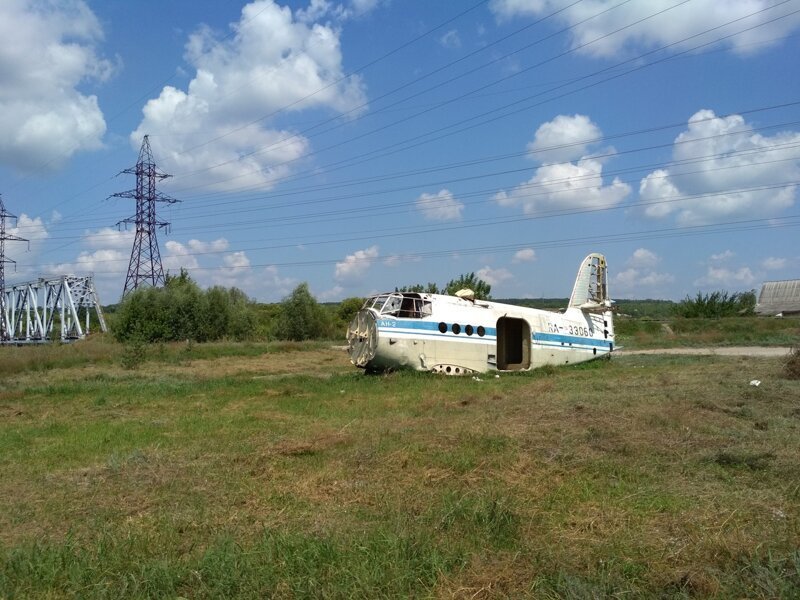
[
  {"x1": 785, "y1": 346, "x2": 800, "y2": 380},
  {"x1": 120, "y1": 338, "x2": 147, "y2": 369},
  {"x1": 672, "y1": 290, "x2": 756, "y2": 318},
  {"x1": 112, "y1": 270, "x2": 258, "y2": 343},
  {"x1": 272, "y1": 283, "x2": 330, "y2": 341}
]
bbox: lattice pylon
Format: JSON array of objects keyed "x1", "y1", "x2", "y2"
[
  {"x1": 0, "y1": 194, "x2": 29, "y2": 341},
  {"x1": 111, "y1": 135, "x2": 180, "y2": 297}
]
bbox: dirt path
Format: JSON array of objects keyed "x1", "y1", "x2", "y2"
[{"x1": 618, "y1": 346, "x2": 792, "y2": 357}]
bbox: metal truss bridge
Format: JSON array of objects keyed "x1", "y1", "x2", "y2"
[{"x1": 1, "y1": 276, "x2": 107, "y2": 344}]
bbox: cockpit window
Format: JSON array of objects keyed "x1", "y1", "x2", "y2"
[
  {"x1": 365, "y1": 293, "x2": 431, "y2": 318},
  {"x1": 366, "y1": 294, "x2": 391, "y2": 312}
]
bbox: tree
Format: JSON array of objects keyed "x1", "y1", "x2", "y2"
[
  {"x1": 672, "y1": 290, "x2": 756, "y2": 318},
  {"x1": 112, "y1": 270, "x2": 258, "y2": 342},
  {"x1": 397, "y1": 283, "x2": 439, "y2": 294},
  {"x1": 337, "y1": 297, "x2": 365, "y2": 324},
  {"x1": 272, "y1": 283, "x2": 330, "y2": 341},
  {"x1": 444, "y1": 272, "x2": 492, "y2": 300}
]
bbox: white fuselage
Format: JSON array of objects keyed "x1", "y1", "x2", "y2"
[{"x1": 349, "y1": 292, "x2": 614, "y2": 374}]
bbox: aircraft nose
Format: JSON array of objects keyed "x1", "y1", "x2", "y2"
[{"x1": 346, "y1": 309, "x2": 378, "y2": 367}]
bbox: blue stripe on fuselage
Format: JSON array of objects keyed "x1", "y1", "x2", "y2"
[
  {"x1": 377, "y1": 318, "x2": 498, "y2": 337},
  {"x1": 533, "y1": 332, "x2": 612, "y2": 349},
  {"x1": 375, "y1": 318, "x2": 611, "y2": 349}
]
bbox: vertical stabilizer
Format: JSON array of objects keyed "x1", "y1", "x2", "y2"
[{"x1": 569, "y1": 253, "x2": 610, "y2": 310}]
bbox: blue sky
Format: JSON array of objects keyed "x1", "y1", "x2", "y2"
[{"x1": 1, "y1": 0, "x2": 799, "y2": 304}]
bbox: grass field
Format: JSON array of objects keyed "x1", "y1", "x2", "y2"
[{"x1": 1, "y1": 336, "x2": 799, "y2": 598}]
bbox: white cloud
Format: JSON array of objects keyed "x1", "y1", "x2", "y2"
[
  {"x1": 710, "y1": 250, "x2": 735, "y2": 262},
  {"x1": 4, "y1": 214, "x2": 48, "y2": 279},
  {"x1": 42, "y1": 246, "x2": 129, "y2": 305},
  {"x1": 439, "y1": 29, "x2": 461, "y2": 49},
  {"x1": 495, "y1": 157, "x2": 630, "y2": 214},
  {"x1": 512, "y1": 248, "x2": 536, "y2": 263},
  {"x1": 0, "y1": 0, "x2": 111, "y2": 171},
  {"x1": 45, "y1": 248, "x2": 127, "y2": 278},
  {"x1": 132, "y1": 0, "x2": 367, "y2": 192},
  {"x1": 223, "y1": 251, "x2": 250, "y2": 271},
  {"x1": 614, "y1": 248, "x2": 674, "y2": 294},
  {"x1": 349, "y1": 0, "x2": 380, "y2": 13},
  {"x1": 296, "y1": 0, "x2": 335, "y2": 22},
  {"x1": 489, "y1": 0, "x2": 800, "y2": 57},
  {"x1": 258, "y1": 265, "x2": 297, "y2": 298},
  {"x1": 319, "y1": 284, "x2": 345, "y2": 301},
  {"x1": 761, "y1": 257, "x2": 786, "y2": 270},
  {"x1": 187, "y1": 238, "x2": 229, "y2": 253},
  {"x1": 614, "y1": 267, "x2": 675, "y2": 290},
  {"x1": 163, "y1": 240, "x2": 200, "y2": 270},
  {"x1": 10, "y1": 214, "x2": 48, "y2": 243},
  {"x1": 497, "y1": 115, "x2": 630, "y2": 214},
  {"x1": 415, "y1": 189, "x2": 464, "y2": 221},
  {"x1": 83, "y1": 228, "x2": 134, "y2": 250},
  {"x1": 476, "y1": 265, "x2": 513, "y2": 286},
  {"x1": 383, "y1": 253, "x2": 421, "y2": 267},
  {"x1": 527, "y1": 114, "x2": 602, "y2": 163},
  {"x1": 638, "y1": 170, "x2": 682, "y2": 219},
  {"x1": 383, "y1": 255, "x2": 401, "y2": 268},
  {"x1": 627, "y1": 248, "x2": 659, "y2": 269},
  {"x1": 694, "y1": 266, "x2": 756, "y2": 288},
  {"x1": 335, "y1": 245, "x2": 378, "y2": 284},
  {"x1": 210, "y1": 263, "x2": 296, "y2": 300},
  {"x1": 639, "y1": 110, "x2": 800, "y2": 225}
]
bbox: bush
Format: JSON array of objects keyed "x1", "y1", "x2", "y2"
[
  {"x1": 112, "y1": 270, "x2": 258, "y2": 343},
  {"x1": 272, "y1": 283, "x2": 331, "y2": 341},
  {"x1": 785, "y1": 346, "x2": 800, "y2": 380},
  {"x1": 672, "y1": 290, "x2": 756, "y2": 318}
]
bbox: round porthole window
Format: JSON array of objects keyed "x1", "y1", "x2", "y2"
[
  {"x1": 465, "y1": 325, "x2": 474, "y2": 336},
  {"x1": 438, "y1": 322, "x2": 447, "y2": 333},
  {"x1": 477, "y1": 326, "x2": 485, "y2": 337},
  {"x1": 452, "y1": 323, "x2": 461, "y2": 335}
]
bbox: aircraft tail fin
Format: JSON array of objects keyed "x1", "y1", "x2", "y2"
[{"x1": 569, "y1": 253, "x2": 611, "y2": 311}]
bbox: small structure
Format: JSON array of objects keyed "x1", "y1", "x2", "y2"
[
  {"x1": 1, "y1": 275, "x2": 107, "y2": 344},
  {"x1": 755, "y1": 279, "x2": 800, "y2": 316}
]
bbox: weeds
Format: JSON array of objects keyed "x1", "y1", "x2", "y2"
[
  {"x1": 120, "y1": 338, "x2": 147, "y2": 370},
  {"x1": 712, "y1": 450, "x2": 776, "y2": 470},
  {"x1": 1, "y1": 344, "x2": 799, "y2": 597},
  {"x1": 784, "y1": 345, "x2": 800, "y2": 380}
]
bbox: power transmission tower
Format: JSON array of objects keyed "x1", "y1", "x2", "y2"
[
  {"x1": 0, "y1": 194, "x2": 29, "y2": 341},
  {"x1": 112, "y1": 135, "x2": 179, "y2": 297}
]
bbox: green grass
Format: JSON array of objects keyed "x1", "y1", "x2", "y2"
[
  {"x1": 1, "y1": 342, "x2": 800, "y2": 597},
  {"x1": 616, "y1": 315, "x2": 800, "y2": 348},
  {"x1": 0, "y1": 335, "x2": 331, "y2": 377}
]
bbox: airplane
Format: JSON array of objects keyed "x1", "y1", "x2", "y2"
[{"x1": 346, "y1": 253, "x2": 614, "y2": 374}]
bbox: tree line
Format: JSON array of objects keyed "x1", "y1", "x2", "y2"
[
  {"x1": 112, "y1": 271, "x2": 361, "y2": 343},
  {"x1": 110, "y1": 270, "x2": 759, "y2": 344}
]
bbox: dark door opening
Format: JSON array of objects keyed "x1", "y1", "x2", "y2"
[{"x1": 496, "y1": 317, "x2": 531, "y2": 370}]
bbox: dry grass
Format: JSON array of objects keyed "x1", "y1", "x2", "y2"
[
  {"x1": 785, "y1": 345, "x2": 800, "y2": 379},
  {"x1": 1, "y1": 345, "x2": 799, "y2": 597}
]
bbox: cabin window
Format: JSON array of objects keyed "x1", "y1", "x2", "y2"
[
  {"x1": 366, "y1": 293, "x2": 431, "y2": 318},
  {"x1": 496, "y1": 317, "x2": 531, "y2": 371}
]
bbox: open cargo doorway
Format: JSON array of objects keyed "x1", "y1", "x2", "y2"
[{"x1": 496, "y1": 317, "x2": 531, "y2": 370}]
